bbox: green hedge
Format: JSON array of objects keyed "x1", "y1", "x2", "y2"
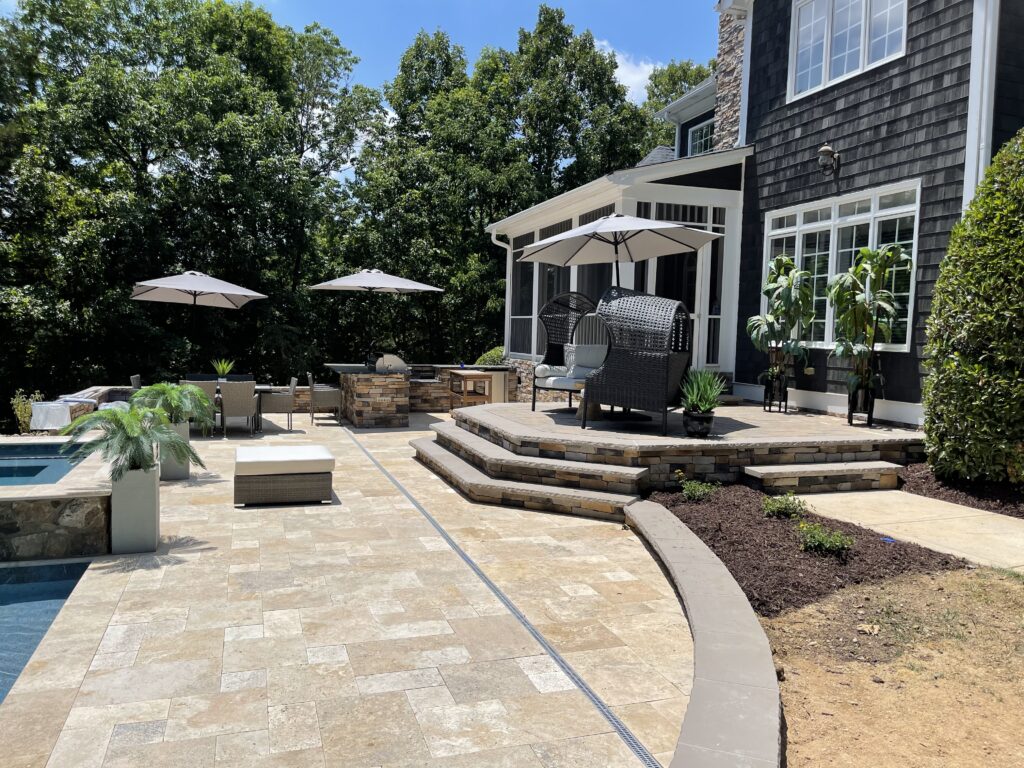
[
  {"x1": 923, "y1": 128, "x2": 1024, "y2": 483},
  {"x1": 474, "y1": 346, "x2": 506, "y2": 366}
]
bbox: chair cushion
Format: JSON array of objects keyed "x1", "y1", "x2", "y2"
[
  {"x1": 535, "y1": 376, "x2": 585, "y2": 391},
  {"x1": 235, "y1": 445, "x2": 335, "y2": 476},
  {"x1": 534, "y1": 364, "x2": 569, "y2": 378},
  {"x1": 569, "y1": 344, "x2": 608, "y2": 369}
]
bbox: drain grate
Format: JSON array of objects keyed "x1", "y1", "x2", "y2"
[{"x1": 346, "y1": 429, "x2": 662, "y2": 768}]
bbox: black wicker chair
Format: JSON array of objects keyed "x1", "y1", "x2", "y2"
[
  {"x1": 581, "y1": 286, "x2": 691, "y2": 435},
  {"x1": 532, "y1": 292, "x2": 597, "y2": 410}
]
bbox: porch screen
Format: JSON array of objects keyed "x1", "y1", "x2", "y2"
[{"x1": 509, "y1": 232, "x2": 535, "y2": 355}]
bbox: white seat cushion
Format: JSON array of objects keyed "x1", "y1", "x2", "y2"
[
  {"x1": 235, "y1": 445, "x2": 336, "y2": 477},
  {"x1": 534, "y1": 364, "x2": 569, "y2": 378},
  {"x1": 536, "y1": 376, "x2": 586, "y2": 391}
]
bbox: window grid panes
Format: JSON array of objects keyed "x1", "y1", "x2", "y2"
[
  {"x1": 791, "y1": 0, "x2": 905, "y2": 98},
  {"x1": 764, "y1": 183, "x2": 918, "y2": 350},
  {"x1": 688, "y1": 120, "x2": 715, "y2": 156}
]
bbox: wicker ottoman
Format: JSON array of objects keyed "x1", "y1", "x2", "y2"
[{"x1": 234, "y1": 445, "x2": 336, "y2": 505}]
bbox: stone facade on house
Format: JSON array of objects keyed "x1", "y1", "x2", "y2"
[{"x1": 714, "y1": 11, "x2": 745, "y2": 151}]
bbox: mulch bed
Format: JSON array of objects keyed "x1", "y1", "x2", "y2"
[
  {"x1": 650, "y1": 484, "x2": 965, "y2": 617},
  {"x1": 898, "y1": 463, "x2": 1024, "y2": 520}
]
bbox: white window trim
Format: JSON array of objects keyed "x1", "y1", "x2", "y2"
[
  {"x1": 687, "y1": 118, "x2": 715, "y2": 157},
  {"x1": 786, "y1": 0, "x2": 909, "y2": 104},
  {"x1": 761, "y1": 178, "x2": 922, "y2": 353}
]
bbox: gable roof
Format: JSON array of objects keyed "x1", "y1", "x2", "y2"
[{"x1": 636, "y1": 145, "x2": 677, "y2": 166}]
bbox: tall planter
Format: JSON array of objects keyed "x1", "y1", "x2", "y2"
[
  {"x1": 160, "y1": 421, "x2": 191, "y2": 480},
  {"x1": 110, "y1": 466, "x2": 160, "y2": 555}
]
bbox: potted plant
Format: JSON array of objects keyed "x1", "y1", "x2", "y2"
[
  {"x1": 680, "y1": 369, "x2": 726, "y2": 438},
  {"x1": 131, "y1": 382, "x2": 214, "y2": 480},
  {"x1": 746, "y1": 255, "x2": 814, "y2": 413},
  {"x1": 61, "y1": 406, "x2": 204, "y2": 554},
  {"x1": 827, "y1": 244, "x2": 909, "y2": 426},
  {"x1": 211, "y1": 358, "x2": 235, "y2": 379}
]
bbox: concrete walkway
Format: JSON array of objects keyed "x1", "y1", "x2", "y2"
[
  {"x1": 0, "y1": 413, "x2": 692, "y2": 767},
  {"x1": 806, "y1": 490, "x2": 1024, "y2": 571}
]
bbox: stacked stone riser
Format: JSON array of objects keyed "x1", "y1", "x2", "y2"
[{"x1": 0, "y1": 496, "x2": 110, "y2": 561}]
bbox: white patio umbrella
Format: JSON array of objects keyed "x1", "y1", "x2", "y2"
[
  {"x1": 518, "y1": 213, "x2": 722, "y2": 285},
  {"x1": 131, "y1": 270, "x2": 267, "y2": 308},
  {"x1": 309, "y1": 269, "x2": 443, "y2": 356}
]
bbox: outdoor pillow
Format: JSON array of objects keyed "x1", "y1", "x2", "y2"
[
  {"x1": 535, "y1": 364, "x2": 569, "y2": 378},
  {"x1": 570, "y1": 344, "x2": 608, "y2": 370},
  {"x1": 568, "y1": 365, "x2": 597, "y2": 380}
]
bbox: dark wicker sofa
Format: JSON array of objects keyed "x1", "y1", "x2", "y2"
[
  {"x1": 531, "y1": 292, "x2": 598, "y2": 410},
  {"x1": 581, "y1": 286, "x2": 691, "y2": 435}
]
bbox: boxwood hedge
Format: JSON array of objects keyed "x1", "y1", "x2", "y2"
[{"x1": 923, "y1": 128, "x2": 1024, "y2": 483}]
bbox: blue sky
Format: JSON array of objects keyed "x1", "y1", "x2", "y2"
[{"x1": 267, "y1": 1, "x2": 719, "y2": 102}]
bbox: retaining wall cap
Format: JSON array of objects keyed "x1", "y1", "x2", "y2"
[{"x1": 625, "y1": 500, "x2": 783, "y2": 768}]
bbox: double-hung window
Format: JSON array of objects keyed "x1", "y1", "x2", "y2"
[
  {"x1": 688, "y1": 119, "x2": 715, "y2": 156},
  {"x1": 789, "y1": 0, "x2": 907, "y2": 100},
  {"x1": 763, "y1": 181, "x2": 920, "y2": 351}
]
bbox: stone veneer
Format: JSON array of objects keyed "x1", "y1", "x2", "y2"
[
  {"x1": 0, "y1": 495, "x2": 110, "y2": 561},
  {"x1": 340, "y1": 372, "x2": 410, "y2": 428},
  {"x1": 714, "y1": 11, "x2": 745, "y2": 151}
]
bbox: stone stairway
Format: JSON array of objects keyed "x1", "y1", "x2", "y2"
[{"x1": 743, "y1": 460, "x2": 901, "y2": 494}]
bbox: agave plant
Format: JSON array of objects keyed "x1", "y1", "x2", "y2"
[
  {"x1": 827, "y1": 245, "x2": 908, "y2": 392},
  {"x1": 211, "y1": 358, "x2": 235, "y2": 376},
  {"x1": 60, "y1": 406, "x2": 205, "y2": 482},
  {"x1": 746, "y1": 255, "x2": 814, "y2": 377},
  {"x1": 131, "y1": 382, "x2": 214, "y2": 428},
  {"x1": 681, "y1": 369, "x2": 727, "y2": 414}
]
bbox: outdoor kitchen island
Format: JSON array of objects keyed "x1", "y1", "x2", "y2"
[{"x1": 326, "y1": 363, "x2": 515, "y2": 428}]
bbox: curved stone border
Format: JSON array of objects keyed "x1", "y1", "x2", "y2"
[{"x1": 625, "y1": 500, "x2": 783, "y2": 767}]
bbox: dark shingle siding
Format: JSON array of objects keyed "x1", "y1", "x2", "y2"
[{"x1": 737, "y1": 0, "x2": 975, "y2": 403}]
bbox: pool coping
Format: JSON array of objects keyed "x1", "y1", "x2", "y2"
[
  {"x1": 624, "y1": 500, "x2": 783, "y2": 767},
  {"x1": 0, "y1": 436, "x2": 109, "y2": 502}
]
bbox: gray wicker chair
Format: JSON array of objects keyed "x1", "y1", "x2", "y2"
[
  {"x1": 260, "y1": 377, "x2": 298, "y2": 431},
  {"x1": 220, "y1": 381, "x2": 258, "y2": 436},
  {"x1": 581, "y1": 287, "x2": 690, "y2": 435},
  {"x1": 307, "y1": 372, "x2": 340, "y2": 424},
  {"x1": 532, "y1": 292, "x2": 597, "y2": 410}
]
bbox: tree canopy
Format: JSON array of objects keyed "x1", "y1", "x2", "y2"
[{"x1": 0, "y1": 0, "x2": 700, "y2": 429}]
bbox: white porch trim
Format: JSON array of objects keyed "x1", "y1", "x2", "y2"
[
  {"x1": 963, "y1": 0, "x2": 1001, "y2": 209},
  {"x1": 732, "y1": 382, "x2": 925, "y2": 427}
]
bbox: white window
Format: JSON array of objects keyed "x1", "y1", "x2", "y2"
[
  {"x1": 688, "y1": 119, "x2": 715, "y2": 156},
  {"x1": 789, "y1": 0, "x2": 906, "y2": 100},
  {"x1": 763, "y1": 180, "x2": 920, "y2": 351}
]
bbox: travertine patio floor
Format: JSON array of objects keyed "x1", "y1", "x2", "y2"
[{"x1": 0, "y1": 413, "x2": 692, "y2": 767}]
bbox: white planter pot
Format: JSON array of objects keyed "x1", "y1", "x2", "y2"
[
  {"x1": 160, "y1": 421, "x2": 191, "y2": 481},
  {"x1": 111, "y1": 466, "x2": 160, "y2": 555}
]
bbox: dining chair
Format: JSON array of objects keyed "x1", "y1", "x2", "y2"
[
  {"x1": 260, "y1": 377, "x2": 298, "y2": 431},
  {"x1": 306, "y1": 372, "x2": 340, "y2": 424},
  {"x1": 219, "y1": 381, "x2": 258, "y2": 436}
]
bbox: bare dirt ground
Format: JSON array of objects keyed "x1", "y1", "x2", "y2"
[{"x1": 763, "y1": 568, "x2": 1024, "y2": 767}]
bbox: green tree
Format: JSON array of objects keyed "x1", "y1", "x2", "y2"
[
  {"x1": 644, "y1": 58, "x2": 716, "y2": 148},
  {"x1": 923, "y1": 128, "x2": 1024, "y2": 483}
]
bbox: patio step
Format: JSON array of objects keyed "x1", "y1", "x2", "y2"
[
  {"x1": 744, "y1": 461, "x2": 901, "y2": 494},
  {"x1": 432, "y1": 421, "x2": 648, "y2": 494},
  {"x1": 411, "y1": 436, "x2": 636, "y2": 521}
]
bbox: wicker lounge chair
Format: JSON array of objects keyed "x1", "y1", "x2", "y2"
[
  {"x1": 260, "y1": 377, "x2": 298, "y2": 431},
  {"x1": 532, "y1": 292, "x2": 598, "y2": 410},
  {"x1": 581, "y1": 286, "x2": 691, "y2": 435}
]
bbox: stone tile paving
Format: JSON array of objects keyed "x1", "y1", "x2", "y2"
[{"x1": 0, "y1": 413, "x2": 693, "y2": 767}]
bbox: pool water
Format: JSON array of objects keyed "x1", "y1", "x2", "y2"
[
  {"x1": 0, "y1": 443, "x2": 82, "y2": 486},
  {"x1": 0, "y1": 563, "x2": 88, "y2": 702}
]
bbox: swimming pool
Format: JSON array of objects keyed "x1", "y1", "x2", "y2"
[
  {"x1": 0, "y1": 562, "x2": 88, "y2": 702},
  {"x1": 0, "y1": 443, "x2": 82, "y2": 486}
]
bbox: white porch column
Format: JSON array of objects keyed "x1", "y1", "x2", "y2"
[{"x1": 718, "y1": 204, "x2": 743, "y2": 376}]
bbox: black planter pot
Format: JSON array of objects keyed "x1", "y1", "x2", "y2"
[
  {"x1": 762, "y1": 373, "x2": 789, "y2": 413},
  {"x1": 683, "y1": 410, "x2": 715, "y2": 438},
  {"x1": 847, "y1": 384, "x2": 877, "y2": 426}
]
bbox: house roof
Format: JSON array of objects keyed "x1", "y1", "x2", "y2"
[
  {"x1": 486, "y1": 145, "x2": 753, "y2": 236},
  {"x1": 636, "y1": 145, "x2": 677, "y2": 166},
  {"x1": 655, "y1": 76, "x2": 717, "y2": 125}
]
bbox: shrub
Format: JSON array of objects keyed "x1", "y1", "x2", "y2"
[
  {"x1": 674, "y1": 471, "x2": 717, "y2": 502},
  {"x1": 763, "y1": 492, "x2": 807, "y2": 519},
  {"x1": 475, "y1": 346, "x2": 505, "y2": 366},
  {"x1": 680, "y1": 369, "x2": 726, "y2": 413},
  {"x1": 10, "y1": 389, "x2": 43, "y2": 434},
  {"x1": 796, "y1": 521, "x2": 853, "y2": 559},
  {"x1": 924, "y1": 128, "x2": 1024, "y2": 483}
]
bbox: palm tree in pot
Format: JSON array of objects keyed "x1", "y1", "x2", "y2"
[
  {"x1": 746, "y1": 255, "x2": 813, "y2": 413},
  {"x1": 827, "y1": 244, "x2": 909, "y2": 426},
  {"x1": 681, "y1": 370, "x2": 727, "y2": 438},
  {"x1": 131, "y1": 383, "x2": 214, "y2": 480},
  {"x1": 61, "y1": 407, "x2": 204, "y2": 554}
]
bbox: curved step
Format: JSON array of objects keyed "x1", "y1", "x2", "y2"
[
  {"x1": 411, "y1": 436, "x2": 636, "y2": 521},
  {"x1": 432, "y1": 421, "x2": 648, "y2": 494},
  {"x1": 744, "y1": 461, "x2": 900, "y2": 493}
]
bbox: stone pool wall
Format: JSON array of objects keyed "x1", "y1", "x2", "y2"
[{"x1": 0, "y1": 494, "x2": 110, "y2": 561}]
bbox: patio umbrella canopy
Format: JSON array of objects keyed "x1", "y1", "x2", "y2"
[
  {"x1": 518, "y1": 213, "x2": 721, "y2": 284},
  {"x1": 131, "y1": 271, "x2": 267, "y2": 309},
  {"x1": 309, "y1": 269, "x2": 443, "y2": 294}
]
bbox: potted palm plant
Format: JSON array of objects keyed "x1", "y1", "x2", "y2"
[
  {"x1": 746, "y1": 255, "x2": 814, "y2": 413},
  {"x1": 61, "y1": 407, "x2": 204, "y2": 555},
  {"x1": 131, "y1": 382, "x2": 214, "y2": 480},
  {"x1": 211, "y1": 358, "x2": 235, "y2": 380},
  {"x1": 680, "y1": 369, "x2": 727, "y2": 438},
  {"x1": 827, "y1": 244, "x2": 909, "y2": 426}
]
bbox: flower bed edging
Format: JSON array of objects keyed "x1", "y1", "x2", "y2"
[{"x1": 624, "y1": 500, "x2": 783, "y2": 767}]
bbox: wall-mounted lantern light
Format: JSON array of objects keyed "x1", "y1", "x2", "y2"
[{"x1": 818, "y1": 143, "x2": 841, "y2": 177}]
